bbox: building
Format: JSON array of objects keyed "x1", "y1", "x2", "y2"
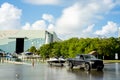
[{"x1": 0, "y1": 30, "x2": 61, "y2": 53}]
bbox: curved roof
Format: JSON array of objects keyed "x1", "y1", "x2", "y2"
[
  {"x1": 89, "y1": 51, "x2": 98, "y2": 55},
  {"x1": 8, "y1": 30, "x2": 46, "y2": 39}
]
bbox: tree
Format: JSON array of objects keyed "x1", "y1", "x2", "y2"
[
  {"x1": 29, "y1": 46, "x2": 37, "y2": 54},
  {"x1": 39, "y1": 37, "x2": 120, "y2": 60}
]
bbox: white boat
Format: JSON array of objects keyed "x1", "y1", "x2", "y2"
[{"x1": 47, "y1": 57, "x2": 66, "y2": 66}]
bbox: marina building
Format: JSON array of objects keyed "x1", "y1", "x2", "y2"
[{"x1": 0, "y1": 30, "x2": 61, "y2": 53}]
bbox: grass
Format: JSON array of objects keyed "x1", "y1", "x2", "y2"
[{"x1": 103, "y1": 60, "x2": 120, "y2": 63}]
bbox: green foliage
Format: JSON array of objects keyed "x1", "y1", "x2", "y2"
[
  {"x1": 29, "y1": 46, "x2": 37, "y2": 54},
  {"x1": 38, "y1": 37, "x2": 120, "y2": 60}
]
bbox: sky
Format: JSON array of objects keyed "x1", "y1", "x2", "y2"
[{"x1": 0, "y1": 0, "x2": 120, "y2": 40}]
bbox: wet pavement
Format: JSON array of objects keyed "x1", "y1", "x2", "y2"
[{"x1": 0, "y1": 63, "x2": 120, "y2": 80}]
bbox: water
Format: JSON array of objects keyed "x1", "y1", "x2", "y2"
[{"x1": 0, "y1": 63, "x2": 120, "y2": 80}]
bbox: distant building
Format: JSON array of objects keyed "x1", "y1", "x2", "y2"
[{"x1": 0, "y1": 30, "x2": 61, "y2": 53}]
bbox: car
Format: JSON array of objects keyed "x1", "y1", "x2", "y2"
[{"x1": 66, "y1": 54, "x2": 104, "y2": 71}]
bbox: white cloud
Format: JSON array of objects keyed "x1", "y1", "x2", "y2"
[
  {"x1": 0, "y1": 2, "x2": 22, "y2": 30},
  {"x1": 22, "y1": 22, "x2": 31, "y2": 30},
  {"x1": 55, "y1": 0, "x2": 118, "y2": 38},
  {"x1": 83, "y1": 24, "x2": 95, "y2": 33},
  {"x1": 22, "y1": 20, "x2": 47, "y2": 30},
  {"x1": 56, "y1": 3, "x2": 82, "y2": 33},
  {"x1": 32, "y1": 20, "x2": 47, "y2": 30},
  {"x1": 57, "y1": 24, "x2": 95, "y2": 39},
  {"x1": 1, "y1": 1, "x2": 119, "y2": 40},
  {"x1": 48, "y1": 24, "x2": 55, "y2": 31},
  {"x1": 95, "y1": 21, "x2": 118, "y2": 36},
  {"x1": 42, "y1": 14, "x2": 54, "y2": 23},
  {"x1": 56, "y1": 3, "x2": 98, "y2": 34},
  {"x1": 21, "y1": 0, "x2": 120, "y2": 39},
  {"x1": 24, "y1": 0, "x2": 60, "y2": 5},
  {"x1": 22, "y1": 14, "x2": 55, "y2": 30}
]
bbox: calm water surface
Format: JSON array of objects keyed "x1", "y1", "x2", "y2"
[{"x1": 0, "y1": 63, "x2": 120, "y2": 80}]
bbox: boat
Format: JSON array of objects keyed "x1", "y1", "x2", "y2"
[{"x1": 47, "y1": 57, "x2": 66, "y2": 66}]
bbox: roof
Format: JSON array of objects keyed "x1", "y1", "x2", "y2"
[
  {"x1": 8, "y1": 30, "x2": 46, "y2": 39},
  {"x1": 0, "y1": 30, "x2": 47, "y2": 39},
  {"x1": 0, "y1": 30, "x2": 18, "y2": 39},
  {"x1": 89, "y1": 51, "x2": 98, "y2": 55}
]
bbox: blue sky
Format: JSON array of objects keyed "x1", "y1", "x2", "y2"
[{"x1": 0, "y1": 0, "x2": 120, "y2": 39}]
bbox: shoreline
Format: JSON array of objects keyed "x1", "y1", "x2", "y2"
[
  {"x1": 4, "y1": 60, "x2": 31, "y2": 65},
  {"x1": 103, "y1": 60, "x2": 120, "y2": 64},
  {"x1": 3, "y1": 60, "x2": 120, "y2": 65}
]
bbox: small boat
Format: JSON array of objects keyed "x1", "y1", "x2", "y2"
[{"x1": 47, "y1": 57, "x2": 66, "y2": 66}]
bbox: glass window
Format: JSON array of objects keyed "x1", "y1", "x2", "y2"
[{"x1": 84, "y1": 55, "x2": 96, "y2": 60}]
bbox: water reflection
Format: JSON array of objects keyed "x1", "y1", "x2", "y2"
[
  {"x1": 89, "y1": 71, "x2": 104, "y2": 80},
  {"x1": 115, "y1": 63, "x2": 119, "y2": 80},
  {"x1": 14, "y1": 65, "x2": 23, "y2": 80},
  {"x1": 103, "y1": 63, "x2": 120, "y2": 80},
  {"x1": 0, "y1": 63, "x2": 120, "y2": 80},
  {"x1": 66, "y1": 69, "x2": 104, "y2": 80},
  {"x1": 45, "y1": 65, "x2": 66, "y2": 80},
  {"x1": 115, "y1": 63, "x2": 118, "y2": 75}
]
